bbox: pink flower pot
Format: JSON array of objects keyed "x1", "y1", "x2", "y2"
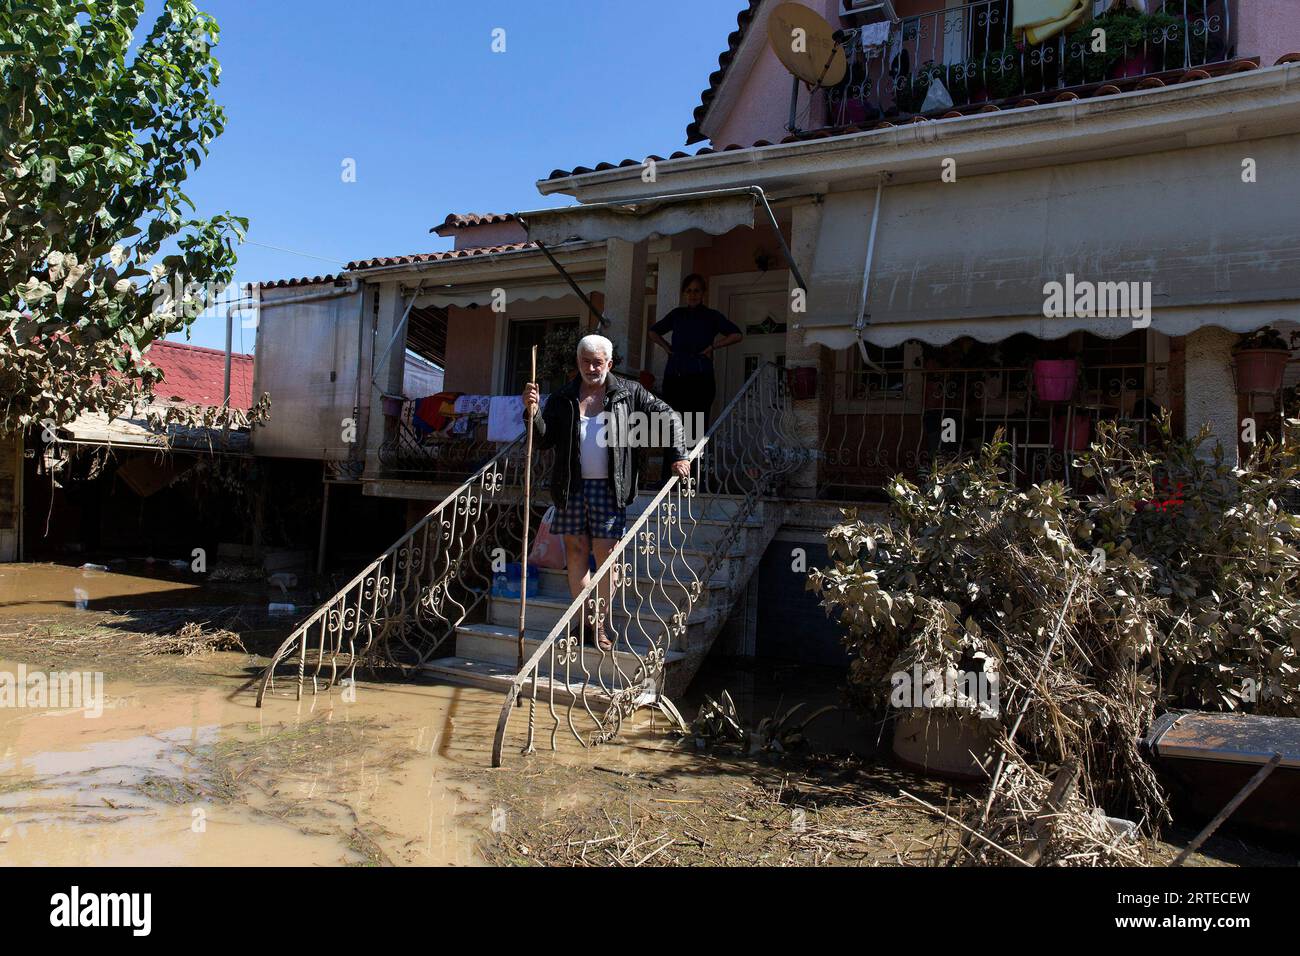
[
  {"x1": 1111, "y1": 49, "x2": 1159, "y2": 80},
  {"x1": 1033, "y1": 360, "x2": 1079, "y2": 402},
  {"x1": 1235, "y1": 349, "x2": 1290, "y2": 393},
  {"x1": 1053, "y1": 412, "x2": 1091, "y2": 453},
  {"x1": 381, "y1": 395, "x2": 404, "y2": 418}
]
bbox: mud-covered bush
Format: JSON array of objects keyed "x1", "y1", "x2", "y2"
[{"x1": 809, "y1": 418, "x2": 1300, "y2": 812}]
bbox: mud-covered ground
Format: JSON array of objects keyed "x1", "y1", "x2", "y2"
[{"x1": 1, "y1": 564, "x2": 1295, "y2": 868}]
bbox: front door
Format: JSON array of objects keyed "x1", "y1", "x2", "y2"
[{"x1": 718, "y1": 289, "x2": 788, "y2": 416}]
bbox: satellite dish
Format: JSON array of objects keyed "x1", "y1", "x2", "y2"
[{"x1": 767, "y1": 2, "x2": 847, "y2": 88}]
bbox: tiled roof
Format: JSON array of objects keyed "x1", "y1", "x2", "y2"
[
  {"x1": 346, "y1": 242, "x2": 535, "y2": 271},
  {"x1": 147, "y1": 340, "x2": 255, "y2": 411},
  {"x1": 552, "y1": 60, "x2": 1266, "y2": 182},
  {"x1": 431, "y1": 212, "x2": 518, "y2": 236},
  {"x1": 257, "y1": 274, "x2": 343, "y2": 289},
  {"x1": 686, "y1": 0, "x2": 765, "y2": 145}
]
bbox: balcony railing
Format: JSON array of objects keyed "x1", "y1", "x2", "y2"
[
  {"x1": 818, "y1": 361, "x2": 1176, "y2": 497},
  {"x1": 818, "y1": 357, "x2": 1295, "y2": 499},
  {"x1": 378, "y1": 398, "x2": 501, "y2": 483},
  {"x1": 818, "y1": 0, "x2": 1236, "y2": 127}
]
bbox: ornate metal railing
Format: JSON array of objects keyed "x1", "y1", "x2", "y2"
[
  {"x1": 490, "y1": 363, "x2": 804, "y2": 766},
  {"x1": 817, "y1": 360, "x2": 1182, "y2": 497},
  {"x1": 377, "y1": 397, "x2": 499, "y2": 481},
  {"x1": 819, "y1": 0, "x2": 1235, "y2": 128},
  {"x1": 255, "y1": 435, "x2": 551, "y2": 705}
]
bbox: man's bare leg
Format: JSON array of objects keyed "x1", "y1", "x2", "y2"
[
  {"x1": 562, "y1": 534, "x2": 608, "y2": 651},
  {"x1": 591, "y1": 538, "x2": 617, "y2": 651}
]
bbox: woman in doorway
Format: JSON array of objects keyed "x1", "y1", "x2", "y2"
[{"x1": 649, "y1": 274, "x2": 743, "y2": 441}]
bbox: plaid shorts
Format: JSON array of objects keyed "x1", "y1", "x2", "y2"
[{"x1": 552, "y1": 478, "x2": 626, "y2": 540}]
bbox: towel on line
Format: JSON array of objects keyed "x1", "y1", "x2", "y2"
[
  {"x1": 859, "y1": 21, "x2": 891, "y2": 50},
  {"x1": 454, "y1": 394, "x2": 491, "y2": 416},
  {"x1": 487, "y1": 393, "x2": 549, "y2": 443},
  {"x1": 1013, "y1": 0, "x2": 1088, "y2": 45}
]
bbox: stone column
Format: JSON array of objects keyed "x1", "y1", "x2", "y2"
[
  {"x1": 603, "y1": 238, "x2": 649, "y2": 373},
  {"x1": 650, "y1": 248, "x2": 694, "y2": 385},
  {"x1": 786, "y1": 200, "x2": 827, "y2": 499},
  {"x1": 1183, "y1": 326, "x2": 1240, "y2": 465}
]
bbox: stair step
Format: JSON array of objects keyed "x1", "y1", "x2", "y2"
[
  {"x1": 455, "y1": 621, "x2": 685, "y2": 679},
  {"x1": 423, "y1": 656, "x2": 641, "y2": 705},
  {"x1": 487, "y1": 590, "x2": 713, "y2": 634},
  {"x1": 534, "y1": 566, "x2": 730, "y2": 596}
]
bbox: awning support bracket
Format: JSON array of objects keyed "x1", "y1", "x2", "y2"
[
  {"x1": 530, "y1": 237, "x2": 610, "y2": 329},
  {"x1": 856, "y1": 174, "x2": 889, "y2": 373}
]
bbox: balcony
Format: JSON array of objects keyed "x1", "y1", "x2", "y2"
[
  {"x1": 818, "y1": 0, "x2": 1238, "y2": 127},
  {"x1": 377, "y1": 398, "x2": 499, "y2": 483},
  {"x1": 817, "y1": 350, "x2": 1295, "y2": 500}
]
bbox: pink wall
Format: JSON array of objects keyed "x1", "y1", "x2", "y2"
[
  {"x1": 1236, "y1": 0, "x2": 1300, "y2": 68},
  {"x1": 710, "y1": 0, "x2": 840, "y2": 147},
  {"x1": 443, "y1": 307, "x2": 496, "y2": 394}
]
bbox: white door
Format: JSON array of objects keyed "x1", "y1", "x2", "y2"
[{"x1": 718, "y1": 290, "x2": 788, "y2": 416}]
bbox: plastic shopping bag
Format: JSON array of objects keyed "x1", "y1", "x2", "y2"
[{"x1": 527, "y1": 506, "x2": 567, "y2": 570}]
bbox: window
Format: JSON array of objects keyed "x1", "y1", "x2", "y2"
[{"x1": 505, "y1": 318, "x2": 577, "y2": 395}]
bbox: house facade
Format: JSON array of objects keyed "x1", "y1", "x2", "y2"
[{"x1": 250, "y1": 1, "x2": 1300, "y2": 749}]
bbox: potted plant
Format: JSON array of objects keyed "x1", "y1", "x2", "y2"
[
  {"x1": 1033, "y1": 357, "x2": 1080, "y2": 402},
  {"x1": 1233, "y1": 327, "x2": 1293, "y2": 394}
]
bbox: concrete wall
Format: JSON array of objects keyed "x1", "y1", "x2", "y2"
[{"x1": 252, "y1": 286, "x2": 366, "y2": 461}]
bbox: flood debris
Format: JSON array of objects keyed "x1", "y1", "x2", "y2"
[
  {"x1": 139, "y1": 620, "x2": 246, "y2": 657},
  {"x1": 688, "y1": 689, "x2": 838, "y2": 755}
]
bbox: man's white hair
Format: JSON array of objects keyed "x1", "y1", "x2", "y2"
[{"x1": 576, "y1": 333, "x2": 614, "y2": 363}]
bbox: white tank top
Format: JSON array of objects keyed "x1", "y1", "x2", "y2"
[{"x1": 579, "y1": 412, "x2": 609, "y2": 479}]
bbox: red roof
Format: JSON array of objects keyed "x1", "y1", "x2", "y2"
[
  {"x1": 346, "y1": 242, "x2": 536, "y2": 271},
  {"x1": 147, "y1": 340, "x2": 254, "y2": 411},
  {"x1": 431, "y1": 212, "x2": 519, "y2": 236}
]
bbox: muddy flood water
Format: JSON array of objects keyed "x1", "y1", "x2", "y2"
[{"x1": 0, "y1": 564, "x2": 520, "y2": 866}]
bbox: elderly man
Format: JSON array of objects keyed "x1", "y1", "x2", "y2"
[{"x1": 523, "y1": 334, "x2": 690, "y2": 651}]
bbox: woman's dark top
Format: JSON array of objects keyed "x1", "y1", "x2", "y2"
[{"x1": 651, "y1": 306, "x2": 741, "y2": 378}]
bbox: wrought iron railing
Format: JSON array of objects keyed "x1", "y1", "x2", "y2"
[
  {"x1": 377, "y1": 397, "x2": 499, "y2": 481},
  {"x1": 490, "y1": 363, "x2": 804, "y2": 766},
  {"x1": 255, "y1": 435, "x2": 551, "y2": 705},
  {"x1": 818, "y1": 361, "x2": 1183, "y2": 497},
  {"x1": 819, "y1": 0, "x2": 1236, "y2": 128}
]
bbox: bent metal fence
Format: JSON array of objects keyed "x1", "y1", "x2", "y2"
[
  {"x1": 490, "y1": 363, "x2": 804, "y2": 766},
  {"x1": 255, "y1": 435, "x2": 551, "y2": 705}
]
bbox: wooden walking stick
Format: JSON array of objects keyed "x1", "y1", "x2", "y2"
[{"x1": 518, "y1": 345, "x2": 537, "y2": 673}]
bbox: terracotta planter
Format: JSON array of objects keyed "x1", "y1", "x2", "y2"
[{"x1": 1234, "y1": 348, "x2": 1290, "y2": 394}]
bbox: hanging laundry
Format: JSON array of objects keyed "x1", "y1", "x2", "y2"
[
  {"x1": 1014, "y1": 0, "x2": 1088, "y2": 46},
  {"x1": 453, "y1": 394, "x2": 490, "y2": 416},
  {"x1": 859, "y1": 20, "x2": 891, "y2": 51},
  {"x1": 413, "y1": 391, "x2": 461, "y2": 436}
]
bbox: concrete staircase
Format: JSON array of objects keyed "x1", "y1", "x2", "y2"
[{"x1": 422, "y1": 490, "x2": 781, "y2": 702}]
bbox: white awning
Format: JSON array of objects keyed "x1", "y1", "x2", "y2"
[
  {"x1": 518, "y1": 189, "x2": 760, "y2": 246},
  {"x1": 412, "y1": 279, "x2": 605, "y2": 310},
  {"x1": 798, "y1": 135, "x2": 1300, "y2": 350}
]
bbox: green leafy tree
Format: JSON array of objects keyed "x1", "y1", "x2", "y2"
[{"x1": 0, "y1": 0, "x2": 247, "y2": 435}]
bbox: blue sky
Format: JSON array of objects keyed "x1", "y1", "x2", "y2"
[{"x1": 159, "y1": 0, "x2": 742, "y2": 351}]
